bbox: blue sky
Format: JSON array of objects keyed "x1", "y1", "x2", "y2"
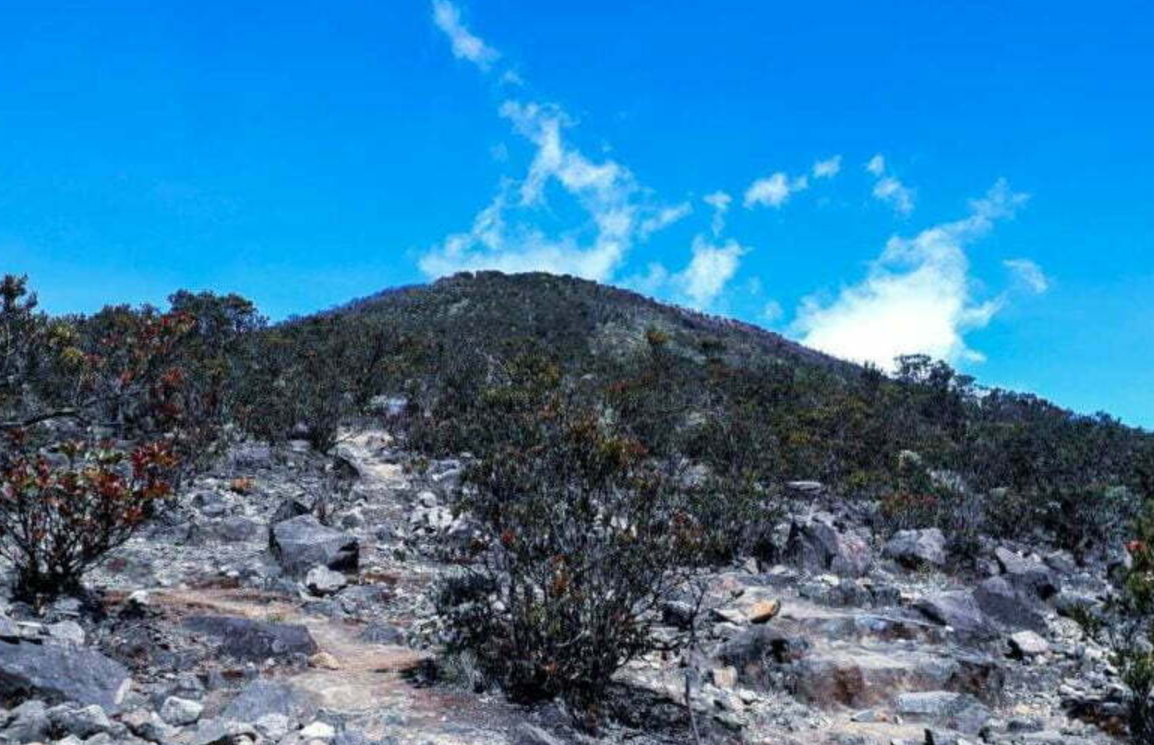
[{"x1": 2, "y1": 1, "x2": 1152, "y2": 427}]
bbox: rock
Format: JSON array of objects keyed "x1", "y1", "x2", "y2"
[
  {"x1": 711, "y1": 666, "x2": 738, "y2": 689},
  {"x1": 310, "y1": 652, "x2": 341, "y2": 670},
  {"x1": 300, "y1": 720, "x2": 336, "y2": 740},
  {"x1": 916, "y1": 591, "x2": 994, "y2": 637},
  {"x1": 220, "y1": 680, "x2": 320, "y2": 725},
  {"x1": 994, "y1": 547, "x2": 1060, "y2": 599},
  {"x1": 1, "y1": 699, "x2": 51, "y2": 742},
  {"x1": 271, "y1": 498, "x2": 312, "y2": 526},
  {"x1": 254, "y1": 713, "x2": 292, "y2": 741},
  {"x1": 212, "y1": 516, "x2": 261, "y2": 542},
  {"x1": 793, "y1": 649, "x2": 1002, "y2": 709},
  {"x1": 719, "y1": 625, "x2": 808, "y2": 678},
  {"x1": 896, "y1": 691, "x2": 990, "y2": 733},
  {"x1": 0, "y1": 640, "x2": 131, "y2": 711},
  {"x1": 511, "y1": 723, "x2": 565, "y2": 745},
  {"x1": 787, "y1": 514, "x2": 872, "y2": 577},
  {"x1": 49, "y1": 704, "x2": 114, "y2": 738},
  {"x1": 160, "y1": 696, "x2": 203, "y2": 726},
  {"x1": 973, "y1": 577, "x2": 1047, "y2": 633},
  {"x1": 184, "y1": 615, "x2": 319, "y2": 661},
  {"x1": 121, "y1": 708, "x2": 180, "y2": 743},
  {"x1": 46, "y1": 620, "x2": 85, "y2": 645},
  {"x1": 1008, "y1": 630, "x2": 1049, "y2": 657},
  {"x1": 270, "y1": 515, "x2": 359, "y2": 575},
  {"x1": 190, "y1": 718, "x2": 258, "y2": 745},
  {"x1": 305, "y1": 565, "x2": 349, "y2": 596},
  {"x1": 884, "y1": 529, "x2": 948, "y2": 568},
  {"x1": 747, "y1": 598, "x2": 782, "y2": 624},
  {"x1": 358, "y1": 622, "x2": 406, "y2": 645}
]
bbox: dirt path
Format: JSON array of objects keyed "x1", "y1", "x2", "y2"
[{"x1": 152, "y1": 588, "x2": 519, "y2": 744}]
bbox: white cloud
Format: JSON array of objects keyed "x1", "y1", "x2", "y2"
[
  {"x1": 431, "y1": 1, "x2": 499, "y2": 70},
  {"x1": 1004, "y1": 258, "x2": 1050, "y2": 294},
  {"x1": 673, "y1": 236, "x2": 748, "y2": 308},
  {"x1": 761, "y1": 299, "x2": 784, "y2": 323},
  {"x1": 813, "y1": 155, "x2": 842, "y2": 179},
  {"x1": 421, "y1": 100, "x2": 686, "y2": 281},
  {"x1": 743, "y1": 172, "x2": 809, "y2": 209},
  {"x1": 865, "y1": 154, "x2": 915, "y2": 215},
  {"x1": 873, "y1": 176, "x2": 915, "y2": 215},
  {"x1": 793, "y1": 179, "x2": 1028, "y2": 370},
  {"x1": 639, "y1": 202, "x2": 692, "y2": 239},
  {"x1": 703, "y1": 191, "x2": 732, "y2": 235}
]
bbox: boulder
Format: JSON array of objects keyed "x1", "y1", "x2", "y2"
[
  {"x1": 305, "y1": 565, "x2": 349, "y2": 596},
  {"x1": 974, "y1": 577, "x2": 1047, "y2": 633},
  {"x1": 48, "y1": 703, "x2": 115, "y2": 738},
  {"x1": 786, "y1": 514, "x2": 872, "y2": 577},
  {"x1": 1008, "y1": 630, "x2": 1049, "y2": 657},
  {"x1": 220, "y1": 679, "x2": 320, "y2": 726},
  {"x1": 358, "y1": 622, "x2": 406, "y2": 645},
  {"x1": 0, "y1": 640, "x2": 131, "y2": 711},
  {"x1": 270, "y1": 498, "x2": 312, "y2": 527},
  {"x1": 884, "y1": 528, "x2": 948, "y2": 568},
  {"x1": 160, "y1": 695, "x2": 203, "y2": 726},
  {"x1": 994, "y1": 547, "x2": 1060, "y2": 600},
  {"x1": 184, "y1": 615, "x2": 318, "y2": 661},
  {"x1": 916, "y1": 591, "x2": 994, "y2": 638},
  {"x1": 719, "y1": 625, "x2": 808, "y2": 680},
  {"x1": 270, "y1": 514, "x2": 359, "y2": 575}
]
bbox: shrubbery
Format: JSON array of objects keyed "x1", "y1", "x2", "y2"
[{"x1": 435, "y1": 368, "x2": 713, "y2": 719}]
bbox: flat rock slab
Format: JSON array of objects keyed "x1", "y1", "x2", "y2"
[
  {"x1": 184, "y1": 615, "x2": 318, "y2": 661},
  {"x1": 0, "y1": 640, "x2": 131, "y2": 711}
]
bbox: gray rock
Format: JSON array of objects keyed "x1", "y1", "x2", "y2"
[
  {"x1": 884, "y1": 528, "x2": 948, "y2": 568},
  {"x1": 1008, "y1": 630, "x2": 1049, "y2": 657},
  {"x1": 787, "y1": 514, "x2": 872, "y2": 577},
  {"x1": 511, "y1": 722, "x2": 565, "y2": 745},
  {"x1": 189, "y1": 717, "x2": 258, "y2": 745},
  {"x1": 0, "y1": 640, "x2": 131, "y2": 711},
  {"x1": 916, "y1": 591, "x2": 994, "y2": 637},
  {"x1": 1, "y1": 700, "x2": 51, "y2": 742},
  {"x1": 270, "y1": 498, "x2": 312, "y2": 526},
  {"x1": 49, "y1": 703, "x2": 114, "y2": 738},
  {"x1": 994, "y1": 547, "x2": 1060, "y2": 600},
  {"x1": 270, "y1": 514, "x2": 359, "y2": 575},
  {"x1": 46, "y1": 620, "x2": 86, "y2": 645},
  {"x1": 305, "y1": 565, "x2": 349, "y2": 596},
  {"x1": 358, "y1": 622, "x2": 406, "y2": 645},
  {"x1": 160, "y1": 695, "x2": 203, "y2": 726},
  {"x1": 220, "y1": 680, "x2": 320, "y2": 726},
  {"x1": 184, "y1": 615, "x2": 318, "y2": 661},
  {"x1": 974, "y1": 577, "x2": 1046, "y2": 633}
]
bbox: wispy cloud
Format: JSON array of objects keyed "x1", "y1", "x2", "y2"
[
  {"x1": 743, "y1": 172, "x2": 809, "y2": 209},
  {"x1": 866, "y1": 153, "x2": 915, "y2": 215},
  {"x1": 794, "y1": 179, "x2": 1028, "y2": 369},
  {"x1": 1004, "y1": 258, "x2": 1050, "y2": 294},
  {"x1": 421, "y1": 10, "x2": 685, "y2": 282},
  {"x1": 431, "y1": 1, "x2": 499, "y2": 70},
  {"x1": 812, "y1": 155, "x2": 842, "y2": 179},
  {"x1": 703, "y1": 191, "x2": 732, "y2": 236},
  {"x1": 672, "y1": 236, "x2": 748, "y2": 308}
]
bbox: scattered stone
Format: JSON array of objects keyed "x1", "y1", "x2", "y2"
[
  {"x1": 747, "y1": 598, "x2": 782, "y2": 624},
  {"x1": 0, "y1": 640, "x2": 131, "y2": 711},
  {"x1": 511, "y1": 722, "x2": 565, "y2": 745},
  {"x1": 271, "y1": 514, "x2": 359, "y2": 575},
  {"x1": 310, "y1": 651, "x2": 342, "y2": 670},
  {"x1": 160, "y1": 695, "x2": 203, "y2": 726},
  {"x1": 46, "y1": 620, "x2": 85, "y2": 645},
  {"x1": 220, "y1": 679, "x2": 320, "y2": 725},
  {"x1": 916, "y1": 591, "x2": 994, "y2": 637},
  {"x1": 974, "y1": 577, "x2": 1047, "y2": 633},
  {"x1": 49, "y1": 703, "x2": 114, "y2": 738},
  {"x1": 305, "y1": 565, "x2": 349, "y2": 595},
  {"x1": 358, "y1": 622, "x2": 406, "y2": 645},
  {"x1": 184, "y1": 615, "x2": 319, "y2": 661},
  {"x1": 885, "y1": 528, "x2": 948, "y2": 568},
  {"x1": 300, "y1": 720, "x2": 336, "y2": 739},
  {"x1": 1009, "y1": 630, "x2": 1050, "y2": 657},
  {"x1": 711, "y1": 666, "x2": 738, "y2": 689}
]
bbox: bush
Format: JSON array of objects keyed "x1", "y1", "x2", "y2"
[
  {"x1": 0, "y1": 439, "x2": 175, "y2": 602},
  {"x1": 435, "y1": 376, "x2": 709, "y2": 720}
]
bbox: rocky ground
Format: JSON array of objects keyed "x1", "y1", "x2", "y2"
[{"x1": 0, "y1": 428, "x2": 1128, "y2": 745}]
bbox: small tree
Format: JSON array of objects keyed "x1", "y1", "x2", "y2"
[
  {"x1": 0, "y1": 439, "x2": 175, "y2": 602},
  {"x1": 1112, "y1": 447, "x2": 1154, "y2": 743},
  {"x1": 435, "y1": 374, "x2": 709, "y2": 720}
]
